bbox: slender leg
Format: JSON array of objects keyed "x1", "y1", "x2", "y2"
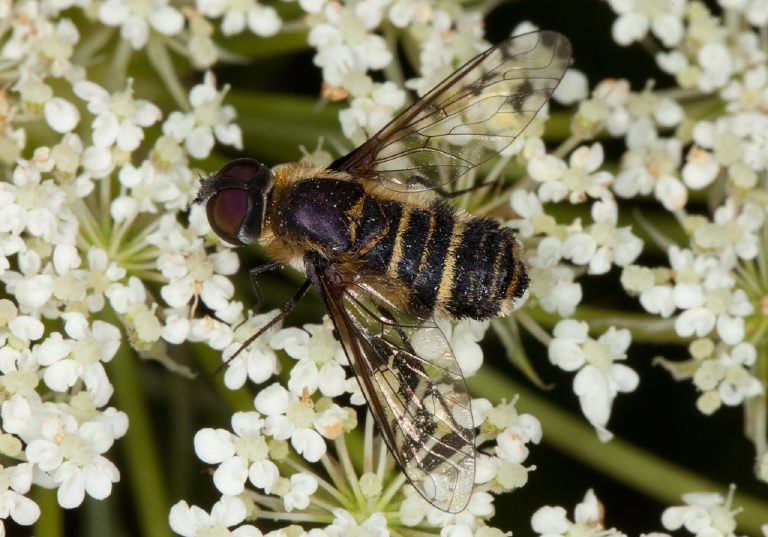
[
  {"x1": 248, "y1": 260, "x2": 282, "y2": 314},
  {"x1": 232, "y1": 260, "x2": 283, "y2": 332},
  {"x1": 214, "y1": 278, "x2": 312, "y2": 376},
  {"x1": 404, "y1": 175, "x2": 496, "y2": 198},
  {"x1": 436, "y1": 180, "x2": 496, "y2": 199}
]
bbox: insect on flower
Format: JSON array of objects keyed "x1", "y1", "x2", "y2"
[{"x1": 194, "y1": 30, "x2": 571, "y2": 513}]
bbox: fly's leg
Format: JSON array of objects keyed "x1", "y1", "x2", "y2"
[
  {"x1": 248, "y1": 261, "x2": 282, "y2": 314},
  {"x1": 404, "y1": 175, "x2": 495, "y2": 198},
  {"x1": 232, "y1": 260, "x2": 282, "y2": 332},
  {"x1": 215, "y1": 278, "x2": 312, "y2": 375}
]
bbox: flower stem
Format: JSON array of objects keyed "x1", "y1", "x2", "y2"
[
  {"x1": 334, "y1": 434, "x2": 365, "y2": 509},
  {"x1": 377, "y1": 471, "x2": 407, "y2": 512},
  {"x1": 364, "y1": 410, "x2": 374, "y2": 475},
  {"x1": 33, "y1": 487, "x2": 63, "y2": 537},
  {"x1": 467, "y1": 366, "x2": 768, "y2": 536},
  {"x1": 318, "y1": 453, "x2": 354, "y2": 499},
  {"x1": 104, "y1": 320, "x2": 173, "y2": 537}
]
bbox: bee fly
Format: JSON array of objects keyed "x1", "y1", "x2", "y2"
[{"x1": 194, "y1": 30, "x2": 571, "y2": 513}]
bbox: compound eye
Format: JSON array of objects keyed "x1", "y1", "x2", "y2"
[{"x1": 207, "y1": 188, "x2": 248, "y2": 246}]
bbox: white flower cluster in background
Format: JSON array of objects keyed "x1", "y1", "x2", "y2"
[
  {"x1": 532, "y1": 487, "x2": 748, "y2": 537},
  {"x1": 0, "y1": 0, "x2": 766, "y2": 535},
  {"x1": 597, "y1": 0, "x2": 767, "y2": 421},
  {"x1": 1, "y1": 0, "x2": 249, "y2": 531}
]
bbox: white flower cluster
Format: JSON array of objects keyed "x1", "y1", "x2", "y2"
[
  {"x1": 533, "y1": 487, "x2": 748, "y2": 537},
  {"x1": 595, "y1": 1, "x2": 767, "y2": 424},
  {"x1": 548, "y1": 320, "x2": 637, "y2": 441},
  {"x1": 532, "y1": 489, "x2": 628, "y2": 537},
  {"x1": 661, "y1": 487, "x2": 744, "y2": 537},
  {"x1": 508, "y1": 136, "x2": 644, "y2": 440},
  {"x1": 0, "y1": 0, "x2": 248, "y2": 531},
  {"x1": 177, "y1": 385, "x2": 542, "y2": 535}
]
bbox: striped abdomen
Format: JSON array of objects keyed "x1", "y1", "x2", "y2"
[{"x1": 362, "y1": 199, "x2": 528, "y2": 320}]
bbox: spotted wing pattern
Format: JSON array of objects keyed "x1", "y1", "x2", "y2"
[
  {"x1": 311, "y1": 264, "x2": 475, "y2": 513},
  {"x1": 330, "y1": 30, "x2": 572, "y2": 191}
]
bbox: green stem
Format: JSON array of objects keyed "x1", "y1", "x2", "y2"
[
  {"x1": 334, "y1": 434, "x2": 365, "y2": 509},
  {"x1": 105, "y1": 39, "x2": 133, "y2": 92},
  {"x1": 376, "y1": 471, "x2": 407, "y2": 512},
  {"x1": 285, "y1": 456, "x2": 350, "y2": 508},
  {"x1": 33, "y1": 487, "x2": 63, "y2": 537},
  {"x1": 318, "y1": 453, "x2": 354, "y2": 500},
  {"x1": 146, "y1": 36, "x2": 190, "y2": 112},
  {"x1": 104, "y1": 327, "x2": 173, "y2": 537},
  {"x1": 363, "y1": 411, "x2": 376, "y2": 476},
  {"x1": 526, "y1": 305, "x2": 681, "y2": 343},
  {"x1": 747, "y1": 342, "x2": 767, "y2": 456},
  {"x1": 467, "y1": 367, "x2": 768, "y2": 536}
]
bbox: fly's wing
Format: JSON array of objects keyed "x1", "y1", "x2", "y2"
[
  {"x1": 329, "y1": 30, "x2": 572, "y2": 192},
  {"x1": 309, "y1": 263, "x2": 475, "y2": 513}
]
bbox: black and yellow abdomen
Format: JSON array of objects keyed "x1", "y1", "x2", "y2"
[
  {"x1": 265, "y1": 173, "x2": 527, "y2": 321},
  {"x1": 362, "y1": 198, "x2": 528, "y2": 321}
]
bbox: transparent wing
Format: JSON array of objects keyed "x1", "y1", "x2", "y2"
[
  {"x1": 311, "y1": 264, "x2": 475, "y2": 513},
  {"x1": 330, "y1": 30, "x2": 572, "y2": 192}
]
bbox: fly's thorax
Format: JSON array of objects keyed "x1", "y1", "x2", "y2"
[{"x1": 260, "y1": 166, "x2": 393, "y2": 267}]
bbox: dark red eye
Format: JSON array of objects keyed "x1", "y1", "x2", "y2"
[{"x1": 207, "y1": 188, "x2": 248, "y2": 246}]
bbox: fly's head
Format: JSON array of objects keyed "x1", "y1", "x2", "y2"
[{"x1": 194, "y1": 158, "x2": 274, "y2": 247}]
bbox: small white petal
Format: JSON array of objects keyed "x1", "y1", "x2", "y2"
[
  {"x1": 249, "y1": 460, "x2": 279, "y2": 493},
  {"x1": 651, "y1": 14, "x2": 683, "y2": 47},
  {"x1": 673, "y1": 283, "x2": 705, "y2": 309},
  {"x1": 2, "y1": 394, "x2": 32, "y2": 434},
  {"x1": 149, "y1": 6, "x2": 184, "y2": 35},
  {"x1": 210, "y1": 495, "x2": 246, "y2": 527},
  {"x1": 91, "y1": 112, "x2": 120, "y2": 148},
  {"x1": 169, "y1": 501, "x2": 206, "y2": 537},
  {"x1": 531, "y1": 505, "x2": 570, "y2": 534},
  {"x1": 82, "y1": 459, "x2": 117, "y2": 499},
  {"x1": 639, "y1": 286, "x2": 675, "y2": 317},
  {"x1": 53, "y1": 244, "x2": 81, "y2": 275},
  {"x1": 254, "y1": 384, "x2": 292, "y2": 416},
  {"x1": 162, "y1": 317, "x2": 190, "y2": 344},
  {"x1": 609, "y1": 363, "x2": 640, "y2": 392},
  {"x1": 185, "y1": 127, "x2": 215, "y2": 159},
  {"x1": 15, "y1": 275, "x2": 53, "y2": 310},
  {"x1": 612, "y1": 12, "x2": 648, "y2": 45},
  {"x1": 247, "y1": 6, "x2": 281, "y2": 36},
  {"x1": 56, "y1": 463, "x2": 86, "y2": 508},
  {"x1": 291, "y1": 428, "x2": 326, "y2": 462},
  {"x1": 115, "y1": 120, "x2": 144, "y2": 152},
  {"x1": 122, "y1": 17, "x2": 149, "y2": 49},
  {"x1": 548, "y1": 338, "x2": 585, "y2": 371},
  {"x1": 573, "y1": 366, "x2": 612, "y2": 428},
  {"x1": 675, "y1": 307, "x2": 716, "y2": 338},
  {"x1": 45, "y1": 98, "x2": 80, "y2": 133},
  {"x1": 562, "y1": 233, "x2": 597, "y2": 265},
  {"x1": 553, "y1": 69, "x2": 588, "y2": 105},
  {"x1": 133, "y1": 101, "x2": 163, "y2": 126},
  {"x1": 8, "y1": 316, "x2": 44, "y2": 341},
  {"x1": 716, "y1": 315, "x2": 745, "y2": 345},
  {"x1": 231, "y1": 412, "x2": 264, "y2": 437},
  {"x1": 194, "y1": 428, "x2": 236, "y2": 464},
  {"x1": 9, "y1": 491, "x2": 40, "y2": 525},
  {"x1": 213, "y1": 456, "x2": 248, "y2": 495}
]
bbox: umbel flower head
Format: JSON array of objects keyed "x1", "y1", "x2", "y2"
[
  {"x1": 175, "y1": 315, "x2": 542, "y2": 528},
  {"x1": 175, "y1": 335, "x2": 543, "y2": 532}
]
